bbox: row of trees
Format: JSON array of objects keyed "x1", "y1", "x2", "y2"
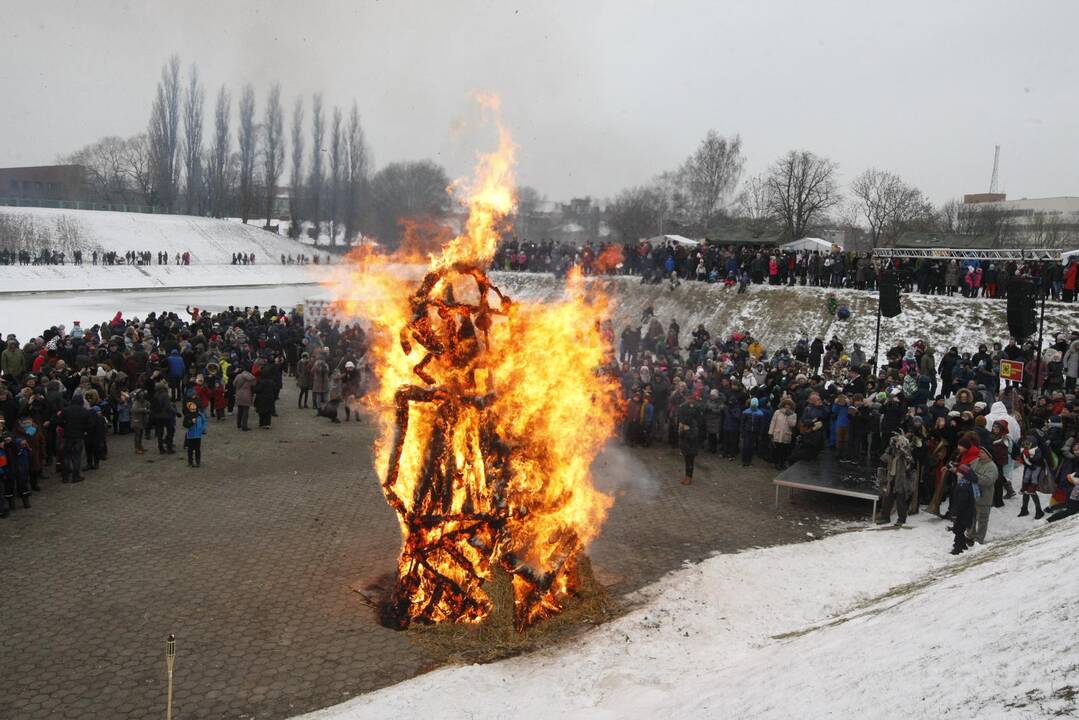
[
  {"x1": 62, "y1": 55, "x2": 453, "y2": 247},
  {"x1": 606, "y1": 132, "x2": 1030, "y2": 248}
]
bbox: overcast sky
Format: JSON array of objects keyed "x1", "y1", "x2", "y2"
[{"x1": 2, "y1": 0, "x2": 1077, "y2": 205}]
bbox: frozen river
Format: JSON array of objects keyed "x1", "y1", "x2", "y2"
[{"x1": 0, "y1": 283, "x2": 333, "y2": 340}]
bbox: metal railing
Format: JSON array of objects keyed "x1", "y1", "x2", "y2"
[
  {"x1": 871, "y1": 247, "x2": 1065, "y2": 261},
  {"x1": 0, "y1": 197, "x2": 162, "y2": 214}
]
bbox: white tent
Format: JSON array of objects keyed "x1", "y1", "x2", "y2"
[
  {"x1": 647, "y1": 234, "x2": 700, "y2": 246},
  {"x1": 780, "y1": 237, "x2": 841, "y2": 253},
  {"x1": 1060, "y1": 249, "x2": 1079, "y2": 266}
]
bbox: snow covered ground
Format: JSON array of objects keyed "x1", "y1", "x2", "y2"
[
  {"x1": 0, "y1": 206, "x2": 313, "y2": 264},
  {"x1": 492, "y1": 272, "x2": 1079, "y2": 355},
  {"x1": 0, "y1": 263, "x2": 324, "y2": 294},
  {"x1": 300, "y1": 482, "x2": 1078, "y2": 720}
]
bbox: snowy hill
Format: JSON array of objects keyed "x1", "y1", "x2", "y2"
[
  {"x1": 0, "y1": 263, "x2": 322, "y2": 294},
  {"x1": 0, "y1": 206, "x2": 313, "y2": 264},
  {"x1": 299, "y1": 497, "x2": 1078, "y2": 719},
  {"x1": 492, "y1": 273, "x2": 1079, "y2": 355}
]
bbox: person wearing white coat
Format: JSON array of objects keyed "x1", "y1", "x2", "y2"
[
  {"x1": 985, "y1": 401, "x2": 1021, "y2": 447},
  {"x1": 1063, "y1": 339, "x2": 1079, "y2": 392}
]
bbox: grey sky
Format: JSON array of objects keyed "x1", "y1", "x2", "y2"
[{"x1": 2, "y1": 0, "x2": 1077, "y2": 205}]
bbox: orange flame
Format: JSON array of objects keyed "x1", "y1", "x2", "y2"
[
  {"x1": 592, "y1": 244, "x2": 624, "y2": 274},
  {"x1": 328, "y1": 97, "x2": 619, "y2": 630}
]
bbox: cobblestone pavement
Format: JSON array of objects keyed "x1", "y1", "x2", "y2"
[{"x1": 1, "y1": 387, "x2": 865, "y2": 719}]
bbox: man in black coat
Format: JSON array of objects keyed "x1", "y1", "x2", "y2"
[{"x1": 56, "y1": 397, "x2": 90, "y2": 483}]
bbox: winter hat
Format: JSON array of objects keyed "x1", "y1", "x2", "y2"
[
  {"x1": 345, "y1": 361, "x2": 356, "y2": 369},
  {"x1": 709, "y1": 389, "x2": 719, "y2": 399},
  {"x1": 973, "y1": 401, "x2": 987, "y2": 413},
  {"x1": 750, "y1": 397, "x2": 759, "y2": 409}
]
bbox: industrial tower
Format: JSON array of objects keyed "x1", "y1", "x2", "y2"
[{"x1": 989, "y1": 145, "x2": 1001, "y2": 194}]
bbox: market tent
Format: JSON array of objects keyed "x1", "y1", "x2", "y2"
[{"x1": 779, "y1": 237, "x2": 841, "y2": 253}]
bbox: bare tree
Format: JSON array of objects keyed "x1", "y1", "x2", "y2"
[
  {"x1": 344, "y1": 102, "x2": 369, "y2": 244},
  {"x1": 308, "y1": 93, "x2": 325, "y2": 245},
  {"x1": 607, "y1": 185, "x2": 668, "y2": 242},
  {"x1": 680, "y1": 131, "x2": 744, "y2": 227},
  {"x1": 850, "y1": 168, "x2": 928, "y2": 246},
  {"x1": 58, "y1": 136, "x2": 133, "y2": 203},
  {"x1": 288, "y1": 96, "x2": 305, "y2": 238},
  {"x1": 766, "y1": 150, "x2": 840, "y2": 240},
  {"x1": 328, "y1": 107, "x2": 343, "y2": 245},
  {"x1": 652, "y1": 170, "x2": 691, "y2": 234},
  {"x1": 1028, "y1": 213, "x2": 1075, "y2": 247},
  {"x1": 122, "y1": 133, "x2": 155, "y2": 206},
  {"x1": 262, "y1": 84, "x2": 285, "y2": 227},
  {"x1": 962, "y1": 203, "x2": 1012, "y2": 244},
  {"x1": 147, "y1": 54, "x2": 182, "y2": 211},
  {"x1": 181, "y1": 63, "x2": 204, "y2": 215},
  {"x1": 207, "y1": 85, "x2": 231, "y2": 218},
  {"x1": 367, "y1": 160, "x2": 450, "y2": 246},
  {"x1": 736, "y1": 173, "x2": 774, "y2": 238},
  {"x1": 936, "y1": 198, "x2": 963, "y2": 234},
  {"x1": 237, "y1": 84, "x2": 258, "y2": 224}
]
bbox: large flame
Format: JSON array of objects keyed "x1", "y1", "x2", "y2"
[{"x1": 329, "y1": 98, "x2": 619, "y2": 630}]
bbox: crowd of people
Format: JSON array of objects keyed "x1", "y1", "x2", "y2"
[
  {"x1": 278, "y1": 253, "x2": 331, "y2": 265},
  {"x1": 0, "y1": 249, "x2": 200, "y2": 266},
  {"x1": 495, "y1": 239, "x2": 1079, "y2": 302},
  {"x1": 5, "y1": 280, "x2": 1078, "y2": 557},
  {"x1": 615, "y1": 307, "x2": 1079, "y2": 554},
  {"x1": 0, "y1": 305, "x2": 370, "y2": 518}
]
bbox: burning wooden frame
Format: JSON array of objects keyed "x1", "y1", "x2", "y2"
[{"x1": 378, "y1": 265, "x2": 584, "y2": 632}]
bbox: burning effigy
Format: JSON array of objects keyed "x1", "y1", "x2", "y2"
[{"x1": 333, "y1": 97, "x2": 620, "y2": 631}]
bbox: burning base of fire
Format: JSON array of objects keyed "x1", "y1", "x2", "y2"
[{"x1": 370, "y1": 556, "x2": 610, "y2": 662}]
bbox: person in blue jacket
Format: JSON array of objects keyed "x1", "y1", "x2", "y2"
[
  {"x1": 831, "y1": 394, "x2": 851, "y2": 455},
  {"x1": 740, "y1": 398, "x2": 765, "y2": 467},
  {"x1": 182, "y1": 400, "x2": 207, "y2": 468},
  {"x1": 167, "y1": 349, "x2": 186, "y2": 401}
]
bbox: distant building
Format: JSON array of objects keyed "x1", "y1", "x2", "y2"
[
  {"x1": 963, "y1": 192, "x2": 1007, "y2": 204},
  {"x1": 0, "y1": 165, "x2": 87, "y2": 202},
  {"x1": 958, "y1": 196, "x2": 1079, "y2": 247}
]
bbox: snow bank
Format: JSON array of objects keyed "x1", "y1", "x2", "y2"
[
  {"x1": 299, "y1": 493, "x2": 1077, "y2": 719},
  {"x1": 0, "y1": 263, "x2": 325, "y2": 294},
  {"x1": 0, "y1": 206, "x2": 313, "y2": 264},
  {"x1": 492, "y1": 272, "x2": 1079, "y2": 354}
]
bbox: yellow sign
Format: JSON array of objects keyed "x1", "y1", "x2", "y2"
[{"x1": 999, "y1": 359, "x2": 1024, "y2": 382}]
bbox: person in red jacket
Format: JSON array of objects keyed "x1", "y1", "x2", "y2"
[{"x1": 192, "y1": 375, "x2": 212, "y2": 416}]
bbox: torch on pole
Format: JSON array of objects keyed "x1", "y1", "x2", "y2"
[{"x1": 165, "y1": 634, "x2": 176, "y2": 720}]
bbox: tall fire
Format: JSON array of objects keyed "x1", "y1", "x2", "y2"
[{"x1": 335, "y1": 98, "x2": 620, "y2": 632}]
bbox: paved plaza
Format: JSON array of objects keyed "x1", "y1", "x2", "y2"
[{"x1": 1, "y1": 387, "x2": 861, "y2": 719}]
